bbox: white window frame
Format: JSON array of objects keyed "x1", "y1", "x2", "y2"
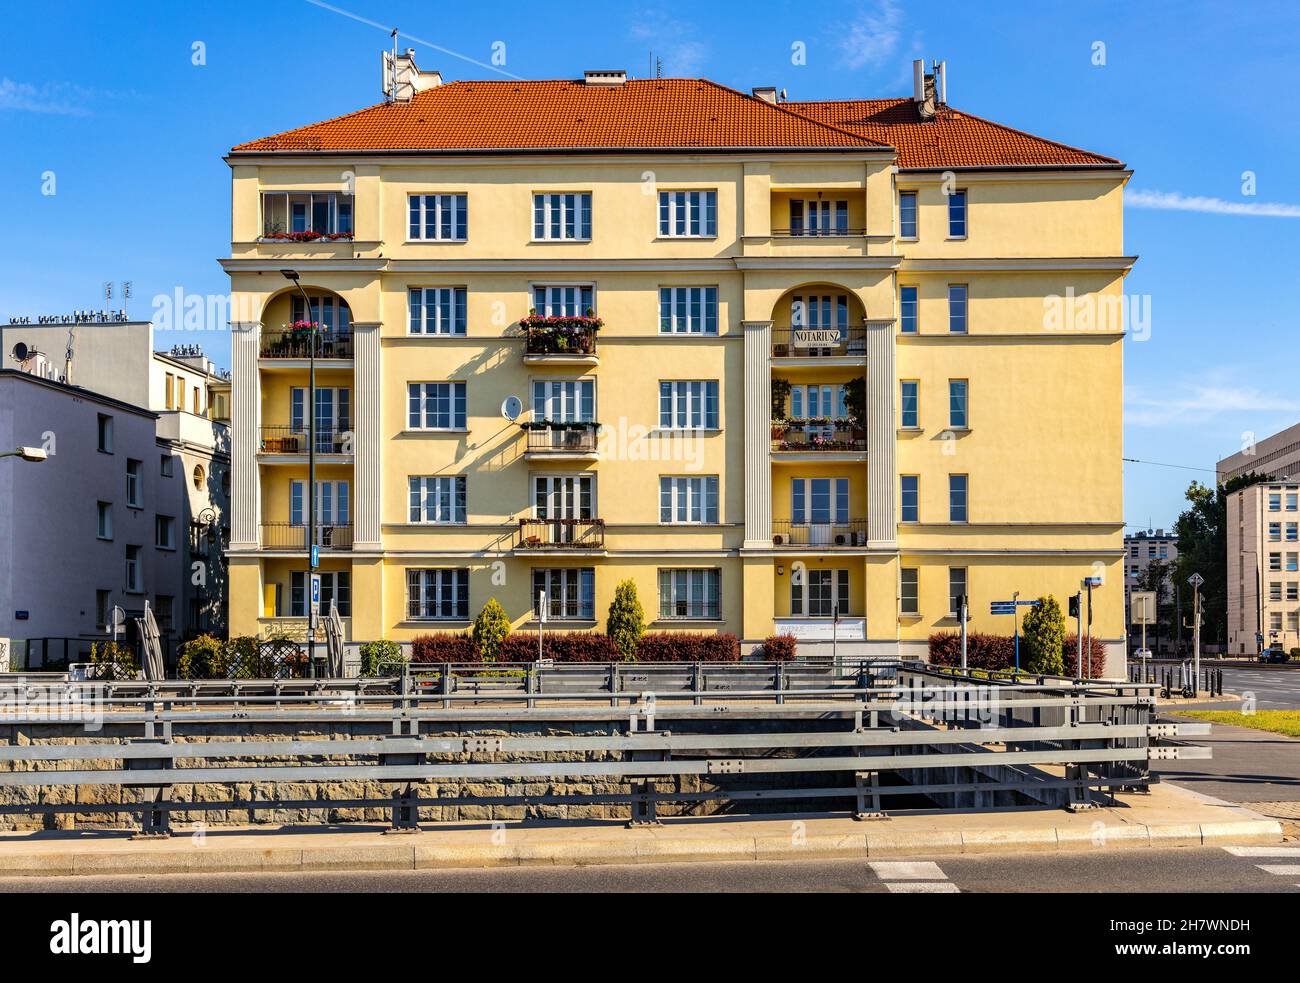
[
  {"x1": 948, "y1": 567, "x2": 968, "y2": 616},
  {"x1": 155, "y1": 514, "x2": 175, "y2": 550},
  {"x1": 532, "y1": 379, "x2": 595, "y2": 423},
  {"x1": 949, "y1": 474, "x2": 969, "y2": 523},
  {"x1": 533, "y1": 568, "x2": 596, "y2": 621},
  {"x1": 658, "y1": 568, "x2": 721, "y2": 620},
  {"x1": 947, "y1": 189, "x2": 967, "y2": 238},
  {"x1": 659, "y1": 476, "x2": 720, "y2": 524},
  {"x1": 531, "y1": 283, "x2": 595, "y2": 317},
  {"x1": 658, "y1": 190, "x2": 717, "y2": 238},
  {"x1": 408, "y1": 193, "x2": 468, "y2": 241},
  {"x1": 532, "y1": 192, "x2": 592, "y2": 241},
  {"x1": 408, "y1": 287, "x2": 468, "y2": 335},
  {"x1": 125, "y1": 545, "x2": 142, "y2": 594},
  {"x1": 407, "y1": 568, "x2": 470, "y2": 621},
  {"x1": 899, "y1": 285, "x2": 919, "y2": 334},
  {"x1": 900, "y1": 567, "x2": 919, "y2": 615},
  {"x1": 292, "y1": 571, "x2": 352, "y2": 618},
  {"x1": 407, "y1": 382, "x2": 467, "y2": 430},
  {"x1": 898, "y1": 191, "x2": 918, "y2": 239},
  {"x1": 97, "y1": 502, "x2": 113, "y2": 540},
  {"x1": 659, "y1": 286, "x2": 719, "y2": 334},
  {"x1": 791, "y1": 568, "x2": 850, "y2": 618},
  {"x1": 658, "y1": 380, "x2": 720, "y2": 430},
  {"x1": 409, "y1": 475, "x2": 467, "y2": 524},
  {"x1": 948, "y1": 284, "x2": 968, "y2": 334},
  {"x1": 126, "y1": 459, "x2": 142, "y2": 508},
  {"x1": 900, "y1": 380, "x2": 919, "y2": 428}
]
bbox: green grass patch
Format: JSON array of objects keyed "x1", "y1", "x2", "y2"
[{"x1": 1175, "y1": 709, "x2": 1300, "y2": 739}]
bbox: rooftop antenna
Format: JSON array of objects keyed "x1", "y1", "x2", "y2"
[
  {"x1": 388, "y1": 27, "x2": 399, "y2": 102},
  {"x1": 655, "y1": 56, "x2": 663, "y2": 79},
  {"x1": 65, "y1": 324, "x2": 75, "y2": 386}
]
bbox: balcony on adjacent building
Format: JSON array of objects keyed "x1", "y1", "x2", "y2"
[
  {"x1": 257, "y1": 426, "x2": 353, "y2": 457},
  {"x1": 259, "y1": 327, "x2": 354, "y2": 360},
  {"x1": 514, "y1": 517, "x2": 605, "y2": 550},
  {"x1": 260, "y1": 521, "x2": 353, "y2": 551},
  {"x1": 771, "y1": 519, "x2": 869, "y2": 548},
  {"x1": 522, "y1": 421, "x2": 601, "y2": 460},
  {"x1": 521, "y1": 315, "x2": 600, "y2": 364}
]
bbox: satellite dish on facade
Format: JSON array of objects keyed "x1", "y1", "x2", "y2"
[
  {"x1": 501, "y1": 395, "x2": 523, "y2": 422},
  {"x1": 11, "y1": 342, "x2": 30, "y2": 362}
]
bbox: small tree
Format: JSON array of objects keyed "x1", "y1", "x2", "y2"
[
  {"x1": 472, "y1": 598, "x2": 511, "y2": 662},
  {"x1": 1021, "y1": 595, "x2": 1066, "y2": 675},
  {"x1": 606, "y1": 579, "x2": 646, "y2": 660},
  {"x1": 359, "y1": 639, "x2": 404, "y2": 676}
]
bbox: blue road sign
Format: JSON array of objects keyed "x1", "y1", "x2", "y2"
[
  {"x1": 311, "y1": 544, "x2": 320, "y2": 568},
  {"x1": 990, "y1": 602, "x2": 1017, "y2": 614}
]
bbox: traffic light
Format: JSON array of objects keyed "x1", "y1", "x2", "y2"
[{"x1": 1068, "y1": 594, "x2": 1080, "y2": 618}]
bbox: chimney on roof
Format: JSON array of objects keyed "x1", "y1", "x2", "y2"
[
  {"x1": 584, "y1": 70, "x2": 627, "y2": 86},
  {"x1": 383, "y1": 45, "x2": 442, "y2": 103},
  {"x1": 912, "y1": 58, "x2": 946, "y2": 121},
  {"x1": 751, "y1": 86, "x2": 778, "y2": 104}
]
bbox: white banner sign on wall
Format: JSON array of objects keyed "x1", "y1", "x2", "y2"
[{"x1": 773, "y1": 618, "x2": 866, "y2": 641}]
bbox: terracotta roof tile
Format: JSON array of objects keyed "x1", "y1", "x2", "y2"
[
  {"x1": 231, "y1": 79, "x2": 887, "y2": 153},
  {"x1": 784, "y1": 97, "x2": 1121, "y2": 169}
]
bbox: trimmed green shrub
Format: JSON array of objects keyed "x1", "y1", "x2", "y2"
[
  {"x1": 177, "y1": 634, "x2": 224, "y2": 679},
  {"x1": 88, "y1": 640, "x2": 139, "y2": 680},
  {"x1": 472, "y1": 599, "x2": 512, "y2": 662},
  {"x1": 1021, "y1": 595, "x2": 1066, "y2": 675},
  {"x1": 606, "y1": 580, "x2": 646, "y2": 660},
  {"x1": 359, "y1": 639, "x2": 404, "y2": 676},
  {"x1": 411, "y1": 633, "x2": 478, "y2": 663},
  {"x1": 760, "y1": 634, "x2": 798, "y2": 662},
  {"x1": 927, "y1": 632, "x2": 1015, "y2": 670},
  {"x1": 635, "y1": 632, "x2": 741, "y2": 662}
]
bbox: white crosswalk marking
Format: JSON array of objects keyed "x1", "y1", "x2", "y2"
[
  {"x1": 885, "y1": 882, "x2": 961, "y2": 893},
  {"x1": 1255, "y1": 865, "x2": 1300, "y2": 876},
  {"x1": 1224, "y1": 846, "x2": 1300, "y2": 857},
  {"x1": 869, "y1": 861, "x2": 946, "y2": 880}
]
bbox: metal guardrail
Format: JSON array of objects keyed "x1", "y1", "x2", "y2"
[
  {"x1": 771, "y1": 326, "x2": 868, "y2": 358},
  {"x1": 260, "y1": 521, "x2": 353, "y2": 550},
  {"x1": 258, "y1": 329, "x2": 353, "y2": 359},
  {"x1": 771, "y1": 519, "x2": 868, "y2": 547},
  {"x1": 0, "y1": 662, "x2": 1208, "y2": 834}
]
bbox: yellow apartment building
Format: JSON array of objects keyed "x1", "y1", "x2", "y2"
[{"x1": 222, "y1": 58, "x2": 1132, "y2": 670}]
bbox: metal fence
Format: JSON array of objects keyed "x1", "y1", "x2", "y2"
[{"x1": 0, "y1": 662, "x2": 1208, "y2": 834}]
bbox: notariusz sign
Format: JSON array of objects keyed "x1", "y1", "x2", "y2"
[{"x1": 791, "y1": 328, "x2": 843, "y2": 347}]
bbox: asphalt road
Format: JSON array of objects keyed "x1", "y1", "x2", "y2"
[
  {"x1": 1217, "y1": 665, "x2": 1300, "y2": 710},
  {"x1": 4, "y1": 846, "x2": 1297, "y2": 893}
]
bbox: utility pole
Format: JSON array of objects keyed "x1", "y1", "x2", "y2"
[
  {"x1": 959, "y1": 593, "x2": 968, "y2": 670},
  {"x1": 1189, "y1": 572, "x2": 1204, "y2": 693},
  {"x1": 1012, "y1": 589, "x2": 1020, "y2": 671}
]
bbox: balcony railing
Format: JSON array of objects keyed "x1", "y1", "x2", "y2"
[
  {"x1": 523, "y1": 422, "x2": 600, "y2": 454},
  {"x1": 772, "y1": 520, "x2": 869, "y2": 548},
  {"x1": 772, "y1": 325, "x2": 868, "y2": 358},
  {"x1": 771, "y1": 421, "x2": 866, "y2": 453},
  {"x1": 521, "y1": 315, "x2": 601, "y2": 357},
  {"x1": 261, "y1": 522, "x2": 353, "y2": 550},
  {"x1": 259, "y1": 328, "x2": 354, "y2": 359},
  {"x1": 258, "y1": 426, "x2": 352, "y2": 455},
  {"x1": 771, "y1": 227, "x2": 866, "y2": 237},
  {"x1": 515, "y1": 517, "x2": 605, "y2": 550}
]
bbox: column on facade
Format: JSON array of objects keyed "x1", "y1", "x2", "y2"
[
  {"x1": 352, "y1": 322, "x2": 382, "y2": 550},
  {"x1": 865, "y1": 317, "x2": 897, "y2": 550},
  {"x1": 742, "y1": 320, "x2": 773, "y2": 549},
  {"x1": 228, "y1": 321, "x2": 260, "y2": 550}
]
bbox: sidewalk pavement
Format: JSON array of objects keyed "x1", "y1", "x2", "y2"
[{"x1": 0, "y1": 782, "x2": 1281, "y2": 878}]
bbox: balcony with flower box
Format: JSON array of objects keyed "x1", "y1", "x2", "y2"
[
  {"x1": 259, "y1": 322, "x2": 354, "y2": 363},
  {"x1": 770, "y1": 420, "x2": 867, "y2": 462},
  {"x1": 521, "y1": 420, "x2": 601, "y2": 461},
  {"x1": 521, "y1": 312, "x2": 601, "y2": 365}
]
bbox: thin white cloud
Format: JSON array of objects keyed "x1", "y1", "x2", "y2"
[
  {"x1": 1125, "y1": 382, "x2": 1300, "y2": 428},
  {"x1": 629, "y1": 12, "x2": 710, "y2": 77},
  {"x1": 0, "y1": 78, "x2": 92, "y2": 115},
  {"x1": 1127, "y1": 189, "x2": 1300, "y2": 218},
  {"x1": 836, "y1": 0, "x2": 904, "y2": 71}
]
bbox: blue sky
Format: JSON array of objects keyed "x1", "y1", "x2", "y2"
[{"x1": 2, "y1": 0, "x2": 1298, "y2": 529}]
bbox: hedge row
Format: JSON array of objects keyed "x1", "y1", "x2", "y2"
[
  {"x1": 409, "y1": 630, "x2": 743, "y2": 664},
  {"x1": 928, "y1": 632, "x2": 1107, "y2": 676}
]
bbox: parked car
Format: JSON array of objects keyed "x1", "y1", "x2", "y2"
[{"x1": 1258, "y1": 647, "x2": 1291, "y2": 664}]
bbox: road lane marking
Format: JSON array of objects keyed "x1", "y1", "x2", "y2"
[
  {"x1": 884, "y1": 882, "x2": 961, "y2": 893},
  {"x1": 1255, "y1": 864, "x2": 1300, "y2": 876},
  {"x1": 868, "y1": 861, "x2": 947, "y2": 880},
  {"x1": 1224, "y1": 846, "x2": 1300, "y2": 857}
]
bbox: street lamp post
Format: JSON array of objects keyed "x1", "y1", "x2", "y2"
[
  {"x1": 282, "y1": 269, "x2": 317, "y2": 677},
  {"x1": 0, "y1": 447, "x2": 48, "y2": 462}
]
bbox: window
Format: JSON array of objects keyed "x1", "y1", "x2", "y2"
[
  {"x1": 160, "y1": 454, "x2": 173, "y2": 477},
  {"x1": 532, "y1": 379, "x2": 595, "y2": 423},
  {"x1": 96, "y1": 590, "x2": 112, "y2": 629},
  {"x1": 533, "y1": 192, "x2": 592, "y2": 241},
  {"x1": 1269, "y1": 492, "x2": 1282, "y2": 511},
  {"x1": 164, "y1": 372, "x2": 176, "y2": 409},
  {"x1": 292, "y1": 571, "x2": 352, "y2": 618},
  {"x1": 792, "y1": 568, "x2": 850, "y2": 618},
  {"x1": 406, "y1": 569, "x2": 467, "y2": 620},
  {"x1": 949, "y1": 475, "x2": 968, "y2": 522},
  {"x1": 290, "y1": 293, "x2": 351, "y2": 335},
  {"x1": 1270, "y1": 612, "x2": 1283, "y2": 632},
  {"x1": 658, "y1": 568, "x2": 721, "y2": 620},
  {"x1": 791, "y1": 294, "x2": 849, "y2": 329},
  {"x1": 408, "y1": 287, "x2": 467, "y2": 335},
  {"x1": 1271, "y1": 522, "x2": 1283, "y2": 542},
  {"x1": 791, "y1": 477, "x2": 850, "y2": 528},
  {"x1": 532, "y1": 284, "x2": 594, "y2": 317},
  {"x1": 660, "y1": 476, "x2": 719, "y2": 524},
  {"x1": 1288, "y1": 583, "x2": 1298, "y2": 602},
  {"x1": 290, "y1": 387, "x2": 351, "y2": 452},
  {"x1": 290, "y1": 480, "x2": 350, "y2": 529},
  {"x1": 789, "y1": 384, "x2": 848, "y2": 420},
  {"x1": 191, "y1": 463, "x2": 206, "y2": 491},
  {"x1": 789, "y1": 199, "x2": 849, "y2": 236},
  {"x1": 900, "y1": 568, "x2": 919, "y2": 615},
  {"x1": 154, "y1": 595, "x2": 174, "y2": 632},
  {"x1": 155, "y1": 515, "x2": 175, "y2": 550},
  {"x1": 533, "y1": 475, "x2": 595, "y2": 523},
  {"x1": 126, "y1": 459, "x2": 142, "y2": 508},
  {"x1": 900, "y1": 475, "x2": 919, "y2": 523},
  {"x1": 125, "y1": 545, "x2": 142, "y2": 593},
  {"x1": 534, "y1": 568, "x2": 595, "y2": 620},
  {"x1": 409, "y1": 476, "x2": 467, "y2": 524},
  {"x1": 1158, "y1": 545, "x2": 1168, "y2": 558},
  {"x1": 408, "y1": 382, "x2": 467, "y2": 430},
  {"x1": 949, "y1": 379, "x2": 969, "y2": 429},
  {"x1": 1270, "y1": 582, "x2": 1283, "y2": 602},
  {"x1": 1289, "y1": 612, "x2": 1299, "y2": 633},
  {"x1": 97, "y1": 502, "x2": 112, "y2": 540},
  {"x1": 659, "y1": 380, "x2": 719, "y2": 430},
  {"x1": 658, "y1": 190, "x2": 717, "y2": 237},
  {"x1": 948, "y1": 567, "x2": 967, "y2": 616},
  {"x1": 408, "y1": 193, "x2": 468, "y2": 241},
  {"x1": 97, "y1": 414, "x2": 113, "y2": 453},
  {"x1": 1288, "y1": 553, "x2": 1298, "y2": 573},
  {"x1": 898, "y1": 191, "x2": 918, "y2": 239},
  {"x1": 659, "y1": 286, "x2": 719, "y2": 334},
  {"x1": 948, "y1": 284, "x2": 968, "y2": 334},
  {"x1": 899, "y1": 286, "x2": 918, "y2": 334},
  {"x1": 1270, "y1": 552, "x2": 1282, "y2": 572},
  {"x1": 1288, "y1": 524, "x2": 1298, "y2": 542},
  {"x1": 900, "y1": 381, "x2": 919, "y2": 428},
  {"x1": 261, "y1": 191, "x2": 353, "y2": 237},
  {"x1": 1288, "y1": 493, "x2": 1298, "y2": 511},
  {"x1": 947, "y1": 190, "x2": 967, "y2": 238},
  {"x1": 193, "y1": 387, "x2": 201, "y2": 415}
]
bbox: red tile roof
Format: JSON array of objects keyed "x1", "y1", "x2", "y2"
[
  {"x1": 231, "y1": 79, "x2": 887, "y2": 153},
  {"x1": 785, "y1": 98, "x2": 1121, "y2": 169}
]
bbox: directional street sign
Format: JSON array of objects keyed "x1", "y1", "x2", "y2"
[
  {"x1": 310, "y1": 544, "x2": 320, "y2": 569},
  {"x1": 1188, "y1": 572, "x2": 1204, "y2": 587},
  {"x1": 990, "y1": 602, "x2": 1017, "y2": 615}
]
